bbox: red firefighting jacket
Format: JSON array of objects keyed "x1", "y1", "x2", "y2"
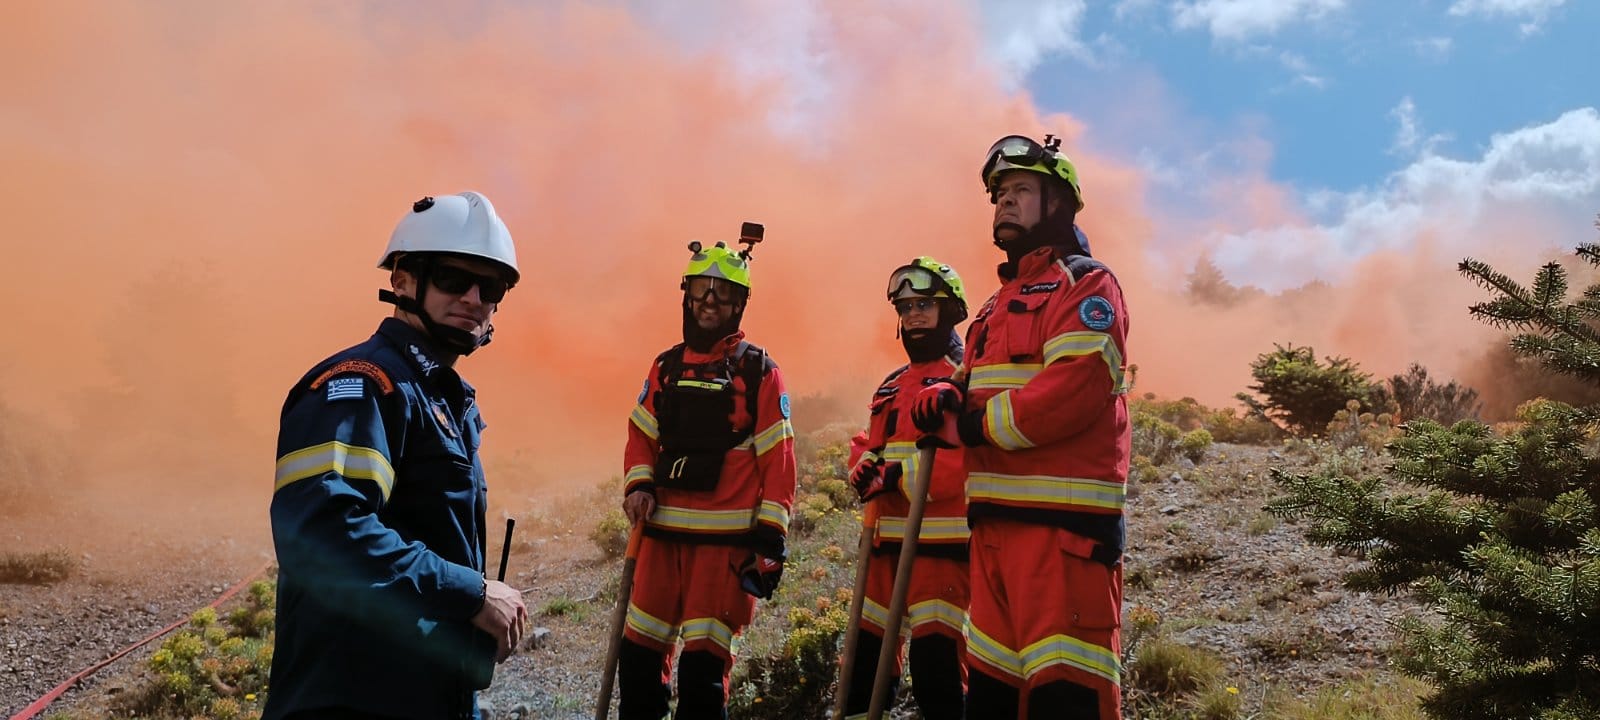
[
  {"x1": 961, "y1": 246, "x2": 1132, "y2": 562},
  {"x1": 623, "y1": 332, "x2": 797, "y2": 550},
  {"x1": 848, "y1": 356, "x2": 969, "y2": 559}
]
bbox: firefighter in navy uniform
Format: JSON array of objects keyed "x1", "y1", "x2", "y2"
[
  {"x1": 617, "y1": 230, "x2": 798, "y2": 720},
  {"x1": 266, "y1": 192, "x2": 529, "y2": 720},
  {"x1": 914, "y1": 135, "x2": 1132, "y2": 720},
  {"x1": 841, "y1": 257, "x2": 972, "y2": 720}
]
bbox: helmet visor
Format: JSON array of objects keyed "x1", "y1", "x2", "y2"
[
  {"x1": 686, "y1": 276, "x2": 741, "y2": 303},
  {"x1": 886, "y1": 265, "x2": 946, "y2": 302},
  {"x1": 981, "y1": 135, "x2": 1047, "y2": 185}
]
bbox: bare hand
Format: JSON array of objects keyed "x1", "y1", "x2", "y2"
[
  {"x1": 471, "y1": 579, "x2": 527, "y2": 662},
  {"x1": 623, "y1": 491, "x2": 656, "y2": 526}
]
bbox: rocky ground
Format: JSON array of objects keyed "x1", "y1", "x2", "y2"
[{"x1": 5, "y1": 440, "x2": 1424, "y2": 719}]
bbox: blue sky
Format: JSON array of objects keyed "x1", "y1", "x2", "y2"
[{"x1": 1024, "y1": 0, "x2": 1598, "y2": 192}]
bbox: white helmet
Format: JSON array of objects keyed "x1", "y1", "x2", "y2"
[{"x1": 378, "y1": 191, "x2": 520, "y2": 284}]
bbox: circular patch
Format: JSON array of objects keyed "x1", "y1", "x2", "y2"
[
  {"x1": 779, "y1": 392, "x2": 792, "y2": 419},
  {"x1": 637, "y1": 379, "x2": 650, "y2": 404},
  {"x1": 1079, "y1": 295, "x2": 1115, "y2": 331}
]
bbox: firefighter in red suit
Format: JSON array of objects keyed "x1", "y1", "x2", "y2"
[
  {"x1": 913, "y1": 134, "x2": 1132, "y2": 720},
  {"x1": 841, "y1": 257, "x2": 972, "y2": 720},
  {"x1": 617, "y1": 236, "x2": 797, "y2": 720}
]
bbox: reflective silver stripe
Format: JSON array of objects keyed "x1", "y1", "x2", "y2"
[
  {"x1": 1019, "y1": 633, "x2": 1121, "y2": 684},
  {"x1": 966, "y1": 472, "x2": 1126, "y2": 511},
  {"x1": 630, "y1": 404, "x2": 660, "y2": 440},
  {"x1": 968, "y1": 363, "x2": 1043, "y2": 391},
  {"x1": 907, "y1": 599, "x2": 966, "y2": 634},
  {"x1": 680, "y1": 617, "x2": 736, "y2": 652},
  {"x1": 756, "y1": 500, "x2": 790, "y2": 533},
  {"x1": 752, "y1": 419, "x2": 794, "y2": 456},
  {"x1": 625, "y1": 603, "x2": 676, "y2": 644},
  {"x1": 881, "y1": 441, "x2": 918, "y2": 462},
  {"x1": 876, "y1": 516, "x2": 970, "y2": 542},
  {"x1": 967, "y1": 623, "x2": 1025, "y2": 679},
  {"x1": 983, "y1": 392, "x2": 1034, "y2": 450},
  {"x1": 647, "y1": 505, "x2": 756, "y2": 532},
  {"x1": 860, "y1": 599, "x2": 907, "y2": 635},
  {"x1": 274, "y1": 441, "x2": 395, "y2": 501},
  {"x1": 625, "y1": 464, "x2": 654, "y2": 485},
  {"x1": 1042, "y1": 331, "x2": 1127, "y2": 393}
]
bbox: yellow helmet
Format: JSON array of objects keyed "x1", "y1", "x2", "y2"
[
  {"x1": 682, "y1": 241, "x2": 752, "y2": 289},
  {"x1": 981, "y1": 134, "x2": 1085, "y2": 211},
  {"x1": 886, "y1": 257, "x2": 968, "y2": 323}
]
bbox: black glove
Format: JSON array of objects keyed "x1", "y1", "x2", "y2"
[
  {"x1": 737, "y1": 552, "x2": 785, "y2": 600},
  {"x1": 850, "y1": 458, "x2": 902, "y2": 502},
  {"x1": 910, "y1": 381, "x2": 964, "y2": 432}
]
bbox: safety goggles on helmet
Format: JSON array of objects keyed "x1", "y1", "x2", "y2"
[
  {"x1": 981, "y1": 133, "x2": 1085, "y2": 211},
  {"x1": 981, "y1": 135, "x2": 1051, "y2": 184},
  {"x1": 430, "y1": 263, "x2": 510, "y2": 303},
  {"x1": 685, "y1": 276, "x2": 741, "y2": 304},
  {"x1": 885, "y1": 264, "x2": 950, "y2": 302}
]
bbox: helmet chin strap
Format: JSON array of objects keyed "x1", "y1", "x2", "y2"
[{"x1": 378, "y1": 261, "x2": 490, "y2": 356}]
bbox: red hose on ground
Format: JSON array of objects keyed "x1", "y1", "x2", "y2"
[{"x1": 8, "y1": 561, "x2": 273, "y2": 720}]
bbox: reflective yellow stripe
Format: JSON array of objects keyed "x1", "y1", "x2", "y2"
[
  {"x1": 968, "y1": 363, "x2": 1043, "y2": 391},
  {"x1": 1042, "y1": 331, "x2": 1128, "y2": 393},
  {"x1": 1019, "y1": 633, "x2": 1121, "y2": 684},
  {"x1": 876, "y1": 516, "x2": 970, "y2": 543},
  {"x1": 966, "y1": 472, "x2": 1126, "y2": 511},
  {"x1": 630, "y1": 404, "x2": 659, "y2": 440},
  {"x1": 274, "y1": 441, "x2": 395, "y2": 501},
  {"x1": 680, "y1": 617, "x2": 737, "y2": 652},
  {"x1": 625, "y1": 603, "x2": 676, "y2": 645},
  {"x1": 967, "y1": 624, "x2": 1025, "y2": 680},
  {"x1": 752, "y1": 419, "x2": 794, "y2": 456},
  {"x1": 881, "y1": 441, "x2": 918, "y2": 462},
  {"x1": 676, "y1": 379, "x2": 726, "y2": 391},
  {"x1": 853, "y1": 450, "x2": 881, "y2": 473},
  {"x1": 859, "y1": 598, "x2": 908, "y2": 635},
  {"x1": 625, "y1": 464, "x2": 653, "y2": 485},
  {"x1": 907, "y1": 599, "x2": 965, "y2": 634},
  {"x1": 757, "y1": 500, "x2": 790, "y2": 533},
  {"x1": 647, "y1": 505, "x2": 756, "y2": 533},
  {"x1": 984, "y1": 392, "x2": 1034, "y2": 450}
]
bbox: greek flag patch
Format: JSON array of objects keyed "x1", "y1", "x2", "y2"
[{"x1": 326, "y1": 377, "x2": 365, "y2": 402}]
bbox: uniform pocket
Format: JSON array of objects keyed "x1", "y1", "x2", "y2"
[
  {"x1": 1004, "y1": 294, "x2": 1051, "y2": 361},
  {"x1": 1059, "y1": 532, "x2": 1120, "y2": 631}
]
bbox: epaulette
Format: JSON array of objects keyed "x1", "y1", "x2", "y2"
[{"x1": 1062, "y1": 254, "x2": 1108, "y2": 282}]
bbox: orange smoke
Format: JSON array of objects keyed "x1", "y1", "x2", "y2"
[{"x1": 0, "y1": 1, "x2": 1568, "y2": 558}]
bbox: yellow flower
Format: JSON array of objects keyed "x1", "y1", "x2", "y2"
[
  {"x1": 245, "y1": 694, "x2": 258, "y2": 702},
  {"x1": 1226, "y1": 687, "x2": 1239, "y2": 695}
]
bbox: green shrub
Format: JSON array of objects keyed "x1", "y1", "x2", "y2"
[
  {"x1": 1130, "y1": 638, "x2": 1226, "y2": 698},
  {"x1": 1386, "y1": 363, "x2": 1481, "y2": 424},
  {"x1": 1133, "y1": 411, "x2": 1184, "y2": 465},
  {"x1": 1179, "y1": 428, "x2": 1213, "y2": 463},
  {"x1": 589, "y1": 508, "x2": 631, "y2": 560},
  {"x1": 1241, "y1": 343, "x2": 1389, "y2": 435},
  {"x1": 117, "y1": 583, "x2": 276, "y2": 720},
  {"x1": 728, "y1": 589, "x2": 853, "y2": 717},
  {"x1": 0, "y1": 548, "x2": 75, "y2": 585}
]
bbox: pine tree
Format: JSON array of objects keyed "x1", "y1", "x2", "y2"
[{"x1": 1268, "y1": 233, "x2": 1600, "y2": 720}]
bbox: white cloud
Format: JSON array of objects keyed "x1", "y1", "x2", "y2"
[
  {"x1": 1448, "y1": 0, "x2": 1568, "y2": 35},
  {"x1": 1278, "y1": 51, "x2": 1326, "y2": 89},
  {"x1": 1113, "y1": 0, "x2": 1161, "y2": 21},
  {"x1": 1411, "y1": 36, "x2": 1454, "y2": 61},
  {"x1": 1209, "y1": 108, "x2": 1600, "y2": 291},
  {"x1": 1171, "y1": 0, "x2": 1346, "y2": 42},
  {"x1": 980, "y1": 0, "x2": 1092, "y2": 82},
  {"x1": 1388, "y1": 96, "x2": 1451, "y2": 157}
]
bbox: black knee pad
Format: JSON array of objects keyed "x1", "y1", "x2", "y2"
[
  {"x1": 966, "y1": 665, "x2": 1019, "y2": 719},
  {"x1": 616, "y1": 638, "x2": 669, "y2": 720},
  {"x1": 674, "y1": 649, "x2": 729, "y2": 720},
  {"x1": 1029, "y1": 679, "x2": 1100, "y2": 720},
  {"x1": 908, "y1": 635, "x2": 964, "y2": 719}
]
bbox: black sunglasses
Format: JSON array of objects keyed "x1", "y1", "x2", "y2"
[{"x1": 430, "y1": 264, "x2": 509, "y2": 303}]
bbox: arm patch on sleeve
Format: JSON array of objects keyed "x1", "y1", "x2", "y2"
[{"x1": 309, "y1": 360, "x2": 396, "y2": 395}]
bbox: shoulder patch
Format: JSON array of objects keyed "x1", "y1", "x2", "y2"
[
  {"x1": 637, "y1": 378, "x2": 650, "y2": 404},
  {"x1": 324, "y1": 376, "x2": 366, "y2": 402},
  {"x1": 309, "y1": 359, "x2": 395, "y2": 395},
  {"x1": 779, "y1": 392, "x2": 791, "y2": 419},
  {"x1": 1079, "y1": 296, "x2": 1116, "y2": 331}
]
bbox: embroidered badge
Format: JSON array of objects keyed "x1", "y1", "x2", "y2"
[
  {"x1": 779, "y1": 392, "x2": 792, "y2": 419},
  {"x1": 1079, "y1": 295, "x2": 1115, "y2": 331},
  {"x1": 1021, "y1": 281, "x2": 1060, "y2": 295},
  {"x1": 309, "y1": 360, "x2": 394, "y2": 394},
  {"x1": 325, "y1": 377, "x2": 365, "y2": 402},
  {"x1": 637, "y1": 379, "x2": 650, "y2": 404},
  {"x1": 432, "y1": 402, "x2": 457, "y2": 438}
]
